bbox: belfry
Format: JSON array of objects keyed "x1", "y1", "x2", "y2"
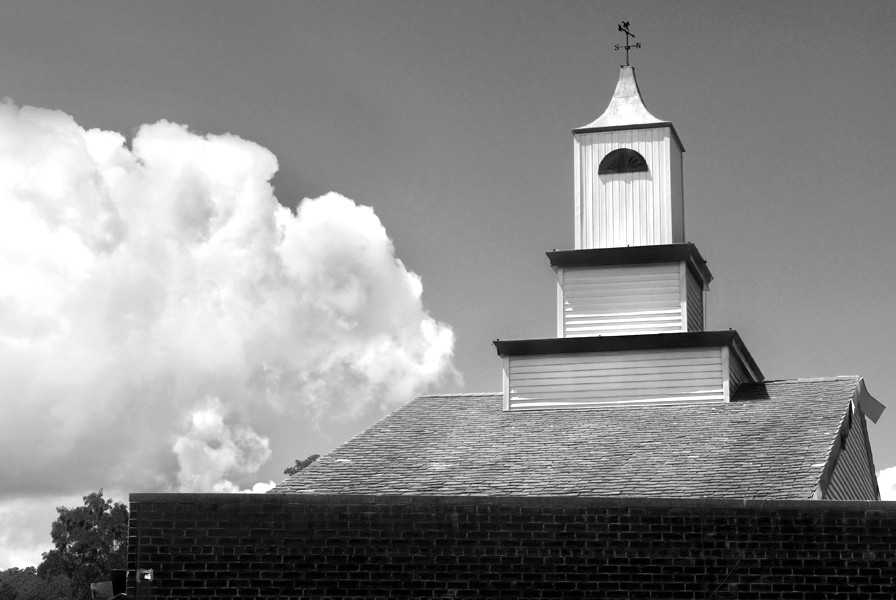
[
  {"x1": 493, "y1": 59, "x2": 759, "y2": 411},
  {"x1": 572, "y1": 65, "x2": 684, "y2": 250},
  {"x1": 574, "y1": 21, "x2": 683, "y2": 249}
]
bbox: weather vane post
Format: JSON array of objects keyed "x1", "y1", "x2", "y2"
[{"x1": 614, "y1": 22, "x2": 641, "y2": 67}]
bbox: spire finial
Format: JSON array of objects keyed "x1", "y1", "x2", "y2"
[{"x1": 614, "y1": 22, "x2": 641, "y2": 67}]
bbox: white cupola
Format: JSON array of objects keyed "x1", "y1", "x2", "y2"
[
  {"x1": 495, "y1": 43, "x2": 762, "y2": 412},
  {"x1": 573, "y1": 66, "x2": 685, "y2": 249}
]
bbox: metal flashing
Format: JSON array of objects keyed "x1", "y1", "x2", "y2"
[{"x1": 854, "y1": 378, "x2": 885, "y2": 423}]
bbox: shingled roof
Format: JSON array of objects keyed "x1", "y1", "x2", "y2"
[{"x1": 273, "y1": 377, "x2": 874, "y2": 499}]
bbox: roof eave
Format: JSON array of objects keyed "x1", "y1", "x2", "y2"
[{"x1": 547, "y1": 243, "x2": 712, "y2": 286}]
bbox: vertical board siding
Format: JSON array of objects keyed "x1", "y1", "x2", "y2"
[
  {"x1": 573, "y1": 137, "x2": 582, "y2": 249},
  {"x1": 670, "y1": 141, "x2": 684, "y2": 243},
  {"x1": 825, "y1": 414, "x2": 878, "y2": 500},
  {"x1": 561, "y1": 263, "x2": 684, "y2": 337},
  {"x1": 574, "y1": 128, "x2": 680, "y2": 249},
  {"x1": 686, "y1": 268, "x2": 704, "y2": 332},
  {"x1": 507, "y1": 347, "x2": 724, "y2": 410}
]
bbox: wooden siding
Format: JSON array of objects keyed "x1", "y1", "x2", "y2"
[
  {"x1": 728, "y1": 348, "x2": 748, "y2": 393},
  {"x1": 825, "y1": 410, "x2": 878, "y2": 500},
  {"x1": 506, "y1": 347, "x2": 725, "y2": 410},
  {"x1": 686, "y1": 268, "x2": 704, "y2": 332},
  {"x1": 559, "y1": 263, "x2": 684, "y2": 337},
  {"x1": 573, "y1": 127, "x2": 682, "y2": 249},
  {"x1": 670, "y1": 139, "x2": 685, "y2": 244}
]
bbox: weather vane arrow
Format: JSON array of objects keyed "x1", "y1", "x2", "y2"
[{"x1": 614, "y1": 21, "x2": 641, "y2": 67}]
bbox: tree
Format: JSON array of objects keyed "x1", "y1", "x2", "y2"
[
  {"x1": 284, "y1": 454, "x2": 319, "y2": 476},
  {"x1": 37, "y1": 490, "x2": 128, "y2": 600},
  {"x1": 0, "y1": 566, "x2": 71, "y2": 600}
]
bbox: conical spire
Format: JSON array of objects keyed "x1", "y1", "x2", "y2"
[{"x1": 580, "y1": 66, "x2": 662, "y2": 129}]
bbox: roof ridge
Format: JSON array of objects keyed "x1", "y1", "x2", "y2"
[
  {"x1": 417, "y1": 392, "x2": 501, "y2": 398},
  {"x1": 758, "y1": 376, "x2": 859, "y2": 384}
]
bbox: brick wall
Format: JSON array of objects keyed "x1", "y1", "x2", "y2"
[{"x1": 127, "y1": 494, "x2": 896, "y2": 599}]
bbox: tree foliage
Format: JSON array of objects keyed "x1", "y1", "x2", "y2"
[
  {"x1": 36, "y1": 490, "x2": 128, "y2": 600},
  {"x1": 284, "y1": 454, "x2": 320, "y2": 476},
  {"x1": 0, "y1": 566, "x2": 71, "y2": 600}
]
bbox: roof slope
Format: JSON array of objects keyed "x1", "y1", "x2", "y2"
[{"x1": 273, "y1": 378, "x2": 861, "y2": 499}]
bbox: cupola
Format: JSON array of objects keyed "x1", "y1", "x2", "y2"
[
  {"x1": 573, "y1": 66, "x2": 685, "y2": 249},
  {"x1": 495, "y1": 28, "x2": 761, "y2": 411}
]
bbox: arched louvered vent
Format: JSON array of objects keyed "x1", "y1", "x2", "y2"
[{"x1": 598, "y1": 148, "x2": 648, "y2": 175}]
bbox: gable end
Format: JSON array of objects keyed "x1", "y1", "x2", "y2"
[{"x1": 815, "y1": 379, "x2": 882, "y2": 501}]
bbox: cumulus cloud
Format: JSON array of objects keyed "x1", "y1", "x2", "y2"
[
  {"x1": 878, "y1": 466, "x2": 896, "y2": 500},
  {"x1": 0, "y1": 97, "x2": 457, "y2": 513},
  {"x1": 173, "y1": 398, "x2": 272, "y2": 493}
]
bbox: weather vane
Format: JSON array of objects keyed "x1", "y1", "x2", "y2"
[{"x1": 615, "y1": 22, "x2": 641, "y2": 67}]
